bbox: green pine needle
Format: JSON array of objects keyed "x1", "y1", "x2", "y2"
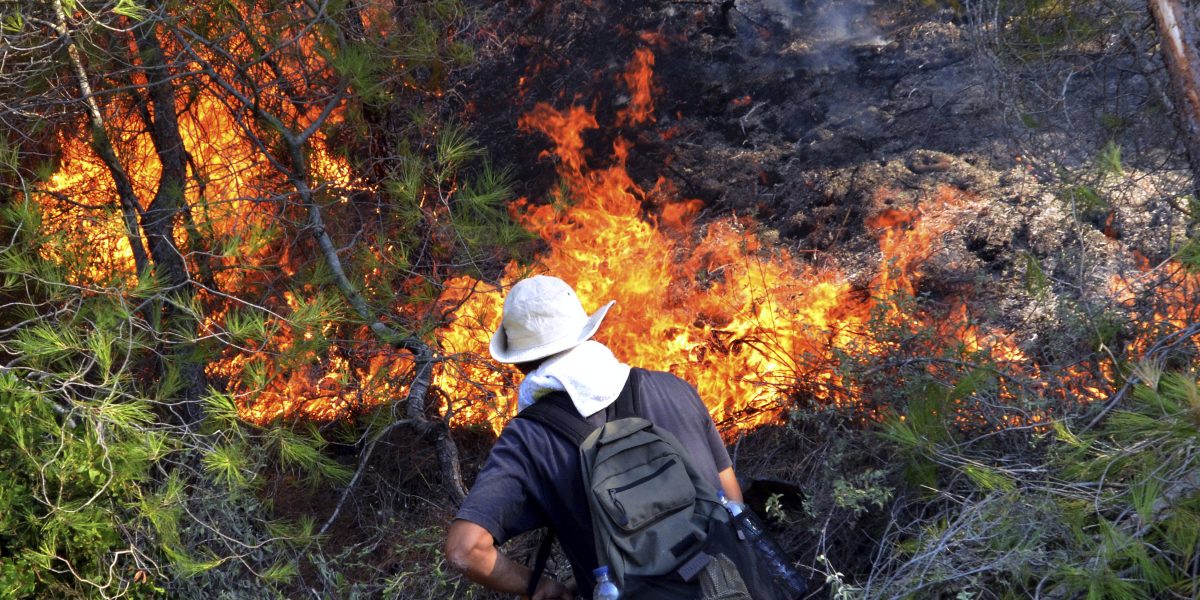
[{"x1": 202, "y1": 442, "x2": 250, "y2": 490}]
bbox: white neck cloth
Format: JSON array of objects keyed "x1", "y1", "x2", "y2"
[{"x1": 516, "y1": 340, "x2": 631, "y2": 417}]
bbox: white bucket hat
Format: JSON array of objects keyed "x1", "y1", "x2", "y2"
[{"x1": 489, "y1": 275, "x2": 615, "y2": 364}]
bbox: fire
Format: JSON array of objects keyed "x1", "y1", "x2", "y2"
[
  {"x1": 1111, "y1": 254, "x2": 1200, "y2": 355},
  {"x1": 37, "y1": 93, "x2": 305, "y2": 287},
  {"x1": 729, "y1": 95, "x2": 752, "y2": 109},
  {"x1": 617, "y1": 48, "x2": 656, "y2": 127},
  {"x1": 36, "y1": 16, "x2": 365, "y2": 423},
  {"x1": 37, "y1": 33, "x2": 1188, "y2": 436},
  {"x1": 433, "y1": 51, "x2": 1142, "y2": 437},
  {"x1": 41, "y1": 132, "x2": 139, "y2": 285},
  {"x1": 432, "y1": 51, "x2": 1051, "y2": 435}
]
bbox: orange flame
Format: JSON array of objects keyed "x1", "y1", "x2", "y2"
[
  {"x1": 38, "y1": 27, "x2": 364, "y2": 423},
  {"x1": 1111, "y1": 255, "x2": 1200, "y2": 356},
  {"x1": 617, "y1": 48, "x2": 656, "y2": 127},
  {"x1": 433, "y1": 52, "x2": 1123, "y2": 436}
]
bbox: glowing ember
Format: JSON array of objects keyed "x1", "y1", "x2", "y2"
[{"x1": 1111, "y1": 254, "x2": 1200, "y2": 356}]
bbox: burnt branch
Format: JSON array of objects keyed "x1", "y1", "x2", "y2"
[
  {"x1": 316, "y1": 415, "x2": 423, "y2": 536},
  {"x1": 318, "y1": 347, "x2": 463, "y2": 536},
  {"x1": 173, "y1": 7, "x2": 466, "y2": 501}
]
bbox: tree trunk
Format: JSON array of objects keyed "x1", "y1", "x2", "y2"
[
  {"x1": 1149, "y1": 0, "x2": 1200, "y2": 194},
  {"x1": 133, "y1": 20, "x2": 208, "y2": 426},
  {"x1": 50, "y1": 0, "x2": 151, "y2": 276}
]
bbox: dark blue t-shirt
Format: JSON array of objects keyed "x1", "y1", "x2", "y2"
[{"x1": 455, "y1": 368, "x2": 732, "y2": 594}]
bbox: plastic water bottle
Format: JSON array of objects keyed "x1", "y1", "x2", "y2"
[
  {"x1": 717, "y1": 491, "x2": 807, "y2": 597},
  {"x1": 717, "y1": 490, "x2": 745, "y2": 516},
  {"x1": 592, "y1": 565, "x2": 620, "y2": 600}
]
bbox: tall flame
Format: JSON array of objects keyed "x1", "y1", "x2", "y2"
[
  {"x1": 617, "y1": 48, "x2": 656, "y2": 127},
  {"x1": 434, "y1": 50, "x2": 1047, "y2": 435},
  {"x1": 37, "y1": 21, "x2": 364, "y2": 422}
]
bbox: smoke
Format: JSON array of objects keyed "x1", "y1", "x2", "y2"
[{"x1": 740, "y1": 0, "x2": 886, "y2": 72}]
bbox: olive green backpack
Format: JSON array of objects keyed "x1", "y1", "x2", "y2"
[{"x1": 519, "y1": 369, "x2": 794, "y2": 600}]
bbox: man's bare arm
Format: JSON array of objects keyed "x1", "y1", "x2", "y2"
[
  {"x1": 718, "y1": 466, "x2": 743, "y2": 503},
  {"x1": 445, "y1": 519, "x2": 572, "y2": 599}
]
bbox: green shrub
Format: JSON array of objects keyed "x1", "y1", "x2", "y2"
[
  {"x1": 0, "y1": 203, "x2": 352, "y2": 598},
  {"x1": 870, "y1": 361, "x2": 1200, "y2": 598}
]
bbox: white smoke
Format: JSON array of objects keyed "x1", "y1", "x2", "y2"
[{"x1": 742, "y1": 0, "x2": 887, "y2": 71}]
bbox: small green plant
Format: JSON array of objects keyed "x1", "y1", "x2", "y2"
[
  {"x1": 1099, "y1": 113, "x2": 1129, "y2": 135},
  {"x1": 1060, "y1": 184, "x2": 1107, "y2": 217},
  {"x1": 1095, "y1": 140, "x2": 1124, "y2": 178},
  {"x1": 817, "y1": 554, "x2": 862, "y2": 600},
  {"x1": 831, "y1": 470, "x2": 893, "y2": 516},
  {"x1": 1021, "y1": 251, "x2": 1050, "y2": 299},
  {"x1": 763, "y1": 492, "x2": 790, "y2": 525}
]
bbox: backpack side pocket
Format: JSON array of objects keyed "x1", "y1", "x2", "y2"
[{"x1": 699, "y1": 553, "x2": 752, "y2": 600}]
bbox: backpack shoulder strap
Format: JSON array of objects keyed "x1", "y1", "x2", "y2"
[
  {"x1": 610, "y1": 368, "x2": 642, "y2": 420},
  {"x1": 514, "y1": 392, "x2": 593, "y2": 595},
  {"x1": 526, "y1": 529, "x2": 556, "y2": 597},
  {"x1": 515, "y1": 391, "x2": 593, "y2": 447}
]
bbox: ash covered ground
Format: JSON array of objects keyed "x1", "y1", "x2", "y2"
[{"x1": 458, "y1": 0, "x2": 1193, "y2": 368}]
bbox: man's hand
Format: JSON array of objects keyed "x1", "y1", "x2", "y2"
[
  {"x1": 530, "y1": 577, "x2": 573, "y2": 600},
  {"x1": 447, "y1": 519, "x2": 569, "y2": 598}
]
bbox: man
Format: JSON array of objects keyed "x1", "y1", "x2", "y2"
[{"x1": 445, "y1": 275, "x2": 743, "y2": 599}]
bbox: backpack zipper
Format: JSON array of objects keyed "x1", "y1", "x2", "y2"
[
  {"x1": 606, "y1": 458, "x2": 681, "y2": 527},
  {"x1": 608, "y1": 457, "x2": 677, "y2": 496},
  {"x1": 608, "y1": 490, "x2": 628, "y2": 526}
]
